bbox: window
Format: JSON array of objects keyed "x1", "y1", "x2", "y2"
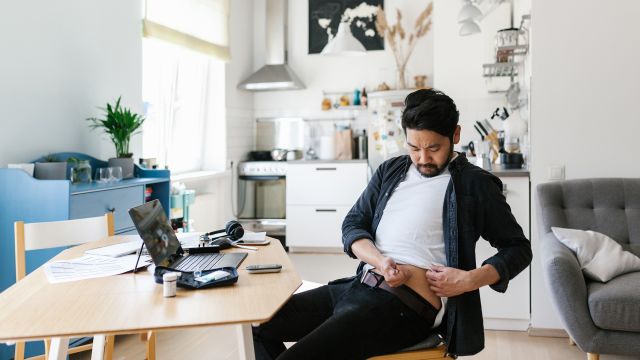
[
  {"x1": 141, "y1": 0, "x2": 228, "y2": 174},
  {"x1": 142, "y1": 38, "x2": 225, "y2": 174}
]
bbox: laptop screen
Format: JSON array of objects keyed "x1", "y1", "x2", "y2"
[{"x1": 129, "y1": 199, "x2": 181, "y2": 267}]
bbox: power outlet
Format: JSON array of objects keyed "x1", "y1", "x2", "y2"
[{"x1": 548, "y1": 165, "x2": 565, "y2": 181}]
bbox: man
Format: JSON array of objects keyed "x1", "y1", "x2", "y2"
[{"x1": 253, "y1": 89, "x2": 532, "y2": 359}]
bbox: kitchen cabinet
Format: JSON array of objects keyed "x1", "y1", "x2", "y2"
[
  {"x1": 475, "y1": 173, "x2": 530, "y2": 330},
  {"x1": 286, "y1": 161, "x2": 368, "y2": 251}
]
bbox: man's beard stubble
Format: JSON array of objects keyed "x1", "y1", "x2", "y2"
[{"x1": 416, "y1": 146, "x2": 454, "y2": 178}]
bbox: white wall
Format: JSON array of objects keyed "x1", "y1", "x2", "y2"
[
  {"x1": 252, "y1": 0, "x2": 435, "y2": 118},
  {"x1": 433, "y1": 0, "x2": 524, "y2": 148},
  {"x1": 529, "y1": 0, "x2": 640, "y2": 329},
  {"x1": 0, "y1": 0, "x2": 143, "y2": 166}
]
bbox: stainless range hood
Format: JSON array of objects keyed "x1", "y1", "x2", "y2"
[{"x1": 238, "y1": 0, "x2": 304, "y2": 91}]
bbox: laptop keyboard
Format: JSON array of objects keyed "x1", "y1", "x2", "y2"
[{"x1": 174, "y1": 253, "x2": 223, "y2": 272}]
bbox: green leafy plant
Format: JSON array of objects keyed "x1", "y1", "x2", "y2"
[
  {"x1": 86, "y1": 97, "x2": 145, "y2": 158},
  {"x1": 42, "y1": 153, "x2": 59, "y2": 162}
]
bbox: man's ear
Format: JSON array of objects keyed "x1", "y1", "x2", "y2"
[{"x1": 453, "y1": 125, "x2": 462, "y2": 145}]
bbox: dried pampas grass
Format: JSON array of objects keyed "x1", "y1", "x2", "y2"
[{"x1": 376, "y1": 2, "x2": 433, "y2": 89}]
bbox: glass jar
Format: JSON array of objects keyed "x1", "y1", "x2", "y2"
[{"x1": 70, "y1": 160, "x2": 92, "y2": 184}]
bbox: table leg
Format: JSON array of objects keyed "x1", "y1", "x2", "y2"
[
  {"x1": 91, "y1": 335, "x2": 106, "y2": 360},
  {"x1": 47, "y1": 338, "x2": 69, "y2": 360},
  {"x1": 236, "y1": 323, "x2": 255, "y2": 360}
]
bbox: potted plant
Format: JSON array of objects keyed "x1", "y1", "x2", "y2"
[
  {"x1": 87, "y1": 97, "x2": 145, "y2": 179},
  {"x1": 33, "y1": 154, "x2": 67, "y2": 180}
]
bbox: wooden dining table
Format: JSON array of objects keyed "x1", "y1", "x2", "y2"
[{"x1": 0, "y1": 236, "x2": 302, "y2": 360}]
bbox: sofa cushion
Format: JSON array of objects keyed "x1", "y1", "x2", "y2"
[
  {"x1": 588, "y1": 271, "x2": 640, "y2": 332},
  {"x1": 552, "y1": 227, "x2": 640, "y2": 282}
]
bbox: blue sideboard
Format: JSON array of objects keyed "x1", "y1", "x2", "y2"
[{"x1": 0, "y1": 153, "x2": 170, "y2": 359}]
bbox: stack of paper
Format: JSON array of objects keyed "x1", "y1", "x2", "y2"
[{"x1": 43, "y1": 254, "x2": 151, "y2": 284}]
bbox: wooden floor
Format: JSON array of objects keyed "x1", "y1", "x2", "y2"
[{"x1": 69, "y1": 328, "x2": 638, "y2": 360}]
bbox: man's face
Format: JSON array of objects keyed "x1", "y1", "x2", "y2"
[{"x1": 405, "y1": 126, "x2": 461, "y2": 177}]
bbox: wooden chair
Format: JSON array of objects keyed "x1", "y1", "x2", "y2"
[
  {"x1": 368, "y1": 334, "x2": 450, "y2": 360},
  {"x1": 14, "y1": 214, "x2": 116, "y2": 360}
]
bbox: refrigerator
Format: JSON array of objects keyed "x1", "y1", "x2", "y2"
[{"x1": 367, "y1": 90, "x2": 413, "y2": 171}]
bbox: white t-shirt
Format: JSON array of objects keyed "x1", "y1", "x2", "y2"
[
  {"x1": 375, "y1": 164, "x2": 449, "y2": 268},
  {"x1": 372, "y1": 163, "x2": 451, "y2": 327}
]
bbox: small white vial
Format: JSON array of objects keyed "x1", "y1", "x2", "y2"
[{"x1": 163, "y1": 272, "x2": 178, "y2": 297}]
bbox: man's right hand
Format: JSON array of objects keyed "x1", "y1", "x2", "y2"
[{"x1": 379, "y1": 257, "x2": 411, "y2": 287}]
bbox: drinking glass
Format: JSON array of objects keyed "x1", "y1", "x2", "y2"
[
  {"x1": 110, "y1": 166, "x2": 123, "y2": 182},
  {"x1": 95, "y1": 167, "x2": 111, "y2": 183}
]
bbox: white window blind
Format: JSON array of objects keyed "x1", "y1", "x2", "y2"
[{"x1": 143, "y1": 0, "x2": 230, "y2": 61}]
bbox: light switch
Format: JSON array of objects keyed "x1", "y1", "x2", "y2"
[{"x1": 548, "y1": 165, "x2": 565, "y2": 181}]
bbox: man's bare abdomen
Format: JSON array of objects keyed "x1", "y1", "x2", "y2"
[{"x1": 373, "y1": 264, "x2": 441, "y2": 310}]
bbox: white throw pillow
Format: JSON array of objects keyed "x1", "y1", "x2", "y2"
[{"x1": 551, "y1": 227, "x2": 640, "y2": 282}]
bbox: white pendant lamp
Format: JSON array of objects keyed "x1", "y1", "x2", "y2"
[
  {"x1": 459, "y1": 19, "x2": 481, "y2": 36},
  {"x1": 457, "y1": 1, "x2": 482, "y2": 23},
  {"x1": 321, "y1": 22, "x2": 366, "y2": 56}
]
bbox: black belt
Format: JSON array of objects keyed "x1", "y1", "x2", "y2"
[{"x1": 361, "y1": 270, "x2": 439, "y2": 325}]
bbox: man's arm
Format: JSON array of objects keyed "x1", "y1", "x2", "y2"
[
  {"x1": 478, "y1": 175, "x2": 532, "y2": 293},
  {"x1": 426, "y1": 173, "x2": 531, "y2": 297},
  {"x1": 351, "y1": 239, "x2": 411, "y2": 287},
  {"x1": 426, "y1": 263, "x2": 499, "y2": 297}
]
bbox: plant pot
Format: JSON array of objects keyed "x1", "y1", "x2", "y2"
[
  {"x1": 108, "y1": 157, "x2": 134, "y2": 179},
  {"x1": 34, "y1": 162, "x2": 67, "y2": 180}
]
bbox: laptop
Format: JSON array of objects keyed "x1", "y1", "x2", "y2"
[{"x1": 128, "y1": 200, "x2": 246, "y2": 272}]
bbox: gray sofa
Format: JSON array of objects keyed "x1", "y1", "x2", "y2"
[{"x1": 537, "y1": 178, "x2": 640, "y2": 359}]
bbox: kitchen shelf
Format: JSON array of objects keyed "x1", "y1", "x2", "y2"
[
  {"x1": 496, "y1": 44, "x2": 529, "y2": 56},
  {"x1": 325, "y1": 105, "x2": 366, "y2": 111},
  {"x1": 482, "y1": 62, "x2": 521, "y2": 78}
]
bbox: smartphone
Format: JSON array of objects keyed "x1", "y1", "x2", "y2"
[{"x1": 246, "y1": 264, "x2": 282, "y2": 274}]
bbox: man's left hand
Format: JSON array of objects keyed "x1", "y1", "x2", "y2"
[{"x1": 426, "y1": 264, "x2": 474, "y2": 297}]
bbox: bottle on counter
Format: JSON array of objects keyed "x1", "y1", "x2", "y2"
[
  {"x1": 361, "y1": 87, "x2": 368, "y2": 107},
  {"x1": 358, "y1": 130, "x2": 368, "y2": 160}
]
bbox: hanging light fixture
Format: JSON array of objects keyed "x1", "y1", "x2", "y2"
[
  {"x1": 321, "y1": 21, "x2": 366, "y2": 56},
  {"x1": 459, "y1": 19, "x2": 481, "y2": 36},
  {"x1": 457, "y1": 0, "x2": 482, "y2": 23},
  {"x1": 458, "y1": 0, "x2": 510, "y2": 37}
]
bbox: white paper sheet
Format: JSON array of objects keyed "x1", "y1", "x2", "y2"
[
  {"x1": 43, "y1": 254, "x2": 151, "y2": 284},
  {"x1": 237, "y1": 231, "x2": 270, "y2": 245},
  {"x1": 84, "y1": 239, "x2": 143, "y2": 257}
]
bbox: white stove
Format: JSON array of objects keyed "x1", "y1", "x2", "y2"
[{"x1": 238, "y1": 161, "x2": 287, "y2": 177}]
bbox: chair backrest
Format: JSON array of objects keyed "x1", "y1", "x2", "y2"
[
  {"x1": 14, "y1": 213, "x2": 114, "y2": 281},
  {"x1": 537, "y1": 178, "x2": 640, "y2": 249}
]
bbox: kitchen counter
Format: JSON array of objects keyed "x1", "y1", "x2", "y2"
[
  {"x1": 288, "y1": 159, "x2": 368, "y2": 164},
  {"x1": 287, "y1": 159, "x2": 528, "y2": 176},
  {"x1": 490, "y1": 165, "x2": 530, "y2": 177}
]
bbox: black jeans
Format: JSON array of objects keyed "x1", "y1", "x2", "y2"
[{"x1": 252, "y1": 278, "x2": 435, "y2": 360}]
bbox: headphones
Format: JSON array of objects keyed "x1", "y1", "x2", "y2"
[{"x1": 200, "y1": 220, "x2": 245, "y2": 243}]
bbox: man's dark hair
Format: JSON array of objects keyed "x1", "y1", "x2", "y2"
[{"x1": 401, "y1": 89, "x2": 459, "y2": 139}]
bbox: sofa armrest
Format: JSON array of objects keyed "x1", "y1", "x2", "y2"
[{"x1": 540, "y1": 231, "x2": 598, "y2": 343}]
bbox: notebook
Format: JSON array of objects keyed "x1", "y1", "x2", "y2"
[{"x1": 128, "y1": 200, "x2": 246, "y2": 272}]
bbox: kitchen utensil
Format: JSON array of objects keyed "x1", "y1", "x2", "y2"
[
  {"x1": 270, "y1": 148, "x2": 289, "y2": 161},
  {"x1": 473, "y1": 124, "x2": 485, "y2": 140},
  {"x1": 500, "y1": 152, "x2": 524, "y2": 169},
  {"x1": 249, "y1": 151, "x2": 272, "y2": 161},
  {"x1": 286, "y1": 150, "x2": 303, "y2": 160},
  {"x1": 475, "y1": 121, "x2": 501, "y2": 163}
]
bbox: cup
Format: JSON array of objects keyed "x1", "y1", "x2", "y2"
[
  {"x1": 95, "y1": 167, "x2": 111, "y2": 183},
  {"x1": 110, "y1": 166, "x2": 123, "y2": 182}
]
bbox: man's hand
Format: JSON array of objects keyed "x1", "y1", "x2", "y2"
[
  {"x1": 426, "y1": 264, "x2": 474, "y2": 297},
  {"x1": 379, "y1": 257, "x2": 411, "y2": 287}
]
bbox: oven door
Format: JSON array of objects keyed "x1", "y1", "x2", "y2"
[{"x1": 237, "y1": 176, "x2": 286, "y2": 237}]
